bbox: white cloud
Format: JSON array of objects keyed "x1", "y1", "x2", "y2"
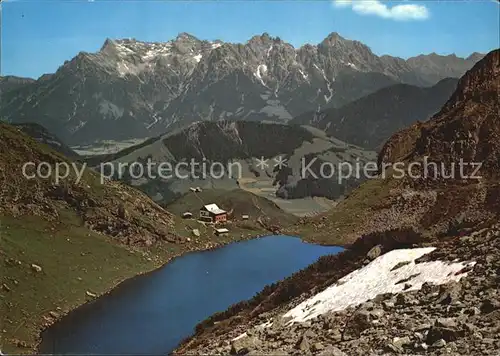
[
  {"x1": 333, "y1": 0, "x2": 353, "y2": 7},
  {"x1": 333, "y1": 0, "x2": 430, "y2": 21}
]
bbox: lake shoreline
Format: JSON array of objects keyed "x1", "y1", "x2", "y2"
[
  {"x1": 31, "y1": 232, "x2": 268, "y2": 353},
  {"x1": 34, "y1": 229, "x2": 345, "y2": 355},
  {"x1": 173, "y1": 229, "x2": 427, "y2": 354}
]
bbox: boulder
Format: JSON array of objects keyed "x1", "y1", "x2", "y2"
[
  {"x1": 49, "y1": 311, "x2": 60, "y2": 319},
  {"x1": 426, "y1": 326, "x2": 461, "y2": 344},
  {"x1": 231, "y1": 335, "x2": 261, "y2": 355},
  {"x1": 31, "y1": 263, "x2": 42, "y2": 273},
  {"x1": 367, "y1": 245, "x2": 383, "y2": 260},
  {"x1": 318, "y1": 346, "x2": 347, "y2": 356},
  {"x1": 343, "y1": 310, "x2": 372, "y2": 340},
  {"x1": 117, "y1": 204, "x2": 129, "y2": 220}
]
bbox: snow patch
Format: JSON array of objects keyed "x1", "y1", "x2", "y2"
[
  {"x1": 313, "y1": 64, "x2": 333, "y2": 103},
  {"x1": 69, "y1": 120, "x2": 87, "y2": 134},
  {"x1": 232, "y1": 332, "x2": 248, "y2": 341},
  {"x1": 347, "y1": 62, "x2": 358, "y2": 70},
  {"x1": 98, "y1": 100, "x2": 124, "y2": 119},
  {"x1": 283, "y1": 247, "x2": 475, "y2": 323},
  {"x1": 267, "y1": 45, "x2": 273, "y2": 57},
  {"x1": 254, "y1": 64, "x2": 268, "y2": 87},
  {"x1": 116, "y1": 61, "x2": 147, "y2": 77},
  {"x1": 233, "y1": 246, "x2": 475, "y2": 341},
  {"x1": 146, "y1": 113, "x2": 160, "y2": 129},
  {"x1": 298, "y1": 69, "x2": 308, "y2": 81},
  {"x1": 193, "y1": 54, "x2": 203, "y2": 63}
]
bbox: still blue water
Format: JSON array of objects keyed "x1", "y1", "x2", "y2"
[{"x1": 40, "y1": 235, "x2": 343, "y2": 355}]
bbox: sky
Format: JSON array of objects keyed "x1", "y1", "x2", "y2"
[{"x1": 1, "y1": 0, "x2": 499, "y2": 79}]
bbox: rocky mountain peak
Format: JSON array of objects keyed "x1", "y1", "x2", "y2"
[
  {"x1": 247, "y1": 32, "x2": 277, "y2": 50},
  {"x1": 319, "y1": 31, "x2": 357, "y2": 49},
  {"x1": 175, "y1": 32, "x2": 200, "y2": 43},
  {"x1": 260, "y1": 32, "x2": 271, "y2": 40},
  {"x1": 442, "y1": 49, "x2": 499, "y2": 111},
  {"x1": 322, "y1": 31, "x2": 343, "y2": 43},
  {"x1": 467, "y1": 52, "x2": 485, "y2": 62},
  {"x1": 100, "y1": 38, "x2": 118, "y2": 53}
]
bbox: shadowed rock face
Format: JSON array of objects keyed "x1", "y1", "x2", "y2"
[
  {"x1": 379, "y1": 49, "x2": 500, "y2": 180},
  {"x1": 296, "y1": 49, "x2": 499, "y2": 245},
  {"x1": 0, "y1": 32, "x2": 482, "y2": 145},
  {"x1": 291, "y1": 78, "x2": 459, "y2": 150}
]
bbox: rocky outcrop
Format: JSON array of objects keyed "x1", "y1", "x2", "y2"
[{"x1": 0, "y1": 123, "x2": 182, "y2": 247}]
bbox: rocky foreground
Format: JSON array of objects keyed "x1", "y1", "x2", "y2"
[{"x1": 178, "y1": 223, "x2": 500, "y2": 355}]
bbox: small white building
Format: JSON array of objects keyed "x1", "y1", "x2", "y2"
[
  {"x1": 200, "y1": 204, "x2": 227, "y2": 223},
  {"x1": 214, "y1": 227, "x2": 229, "y2": 236}
]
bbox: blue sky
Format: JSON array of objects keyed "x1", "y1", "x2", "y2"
[{"x1": 2, "y1": 0, "x2": 499, "y2": 79}]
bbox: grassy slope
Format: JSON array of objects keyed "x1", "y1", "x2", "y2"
[
  {"x1": 166, "y1": 189, "x2": 299, "y2": 238},
  {"x1": 0, "y1": 124, "x2": 296, "y2": 353},
  {"x1": 0, "y1": 212, "x2": 157, "y2": 353},
  {"x1": 167, "y1": 189, "x2": 297, "y2": 224},
  {"x1": 291, "y1": 177, "x2": 396, "y2": 245},
  {"x1": 0, "y1": 200, "x2": 292, "y2": 353}
]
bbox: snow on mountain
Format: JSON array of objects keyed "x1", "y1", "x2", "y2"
[
  {"x1": 0, "y1": 32, "x2": 483, "y2": 145},
  {"x1": 233, "y1": 246, "x2": 475, "y2": 341},
  {"x1": 282, "y1": 247, "x2": 474, "y2": 324}
]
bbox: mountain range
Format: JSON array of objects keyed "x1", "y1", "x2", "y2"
[{"x1": 0, "y1": 32, "x2": 483, "y2": 145}]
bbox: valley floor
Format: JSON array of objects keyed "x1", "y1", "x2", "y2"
[
  {"x1": 71, "y1": 138, "x2": 150, "y2": 157},
  {"x1": 237, "y1": 177, "x2": 338, "y2": 217}
]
